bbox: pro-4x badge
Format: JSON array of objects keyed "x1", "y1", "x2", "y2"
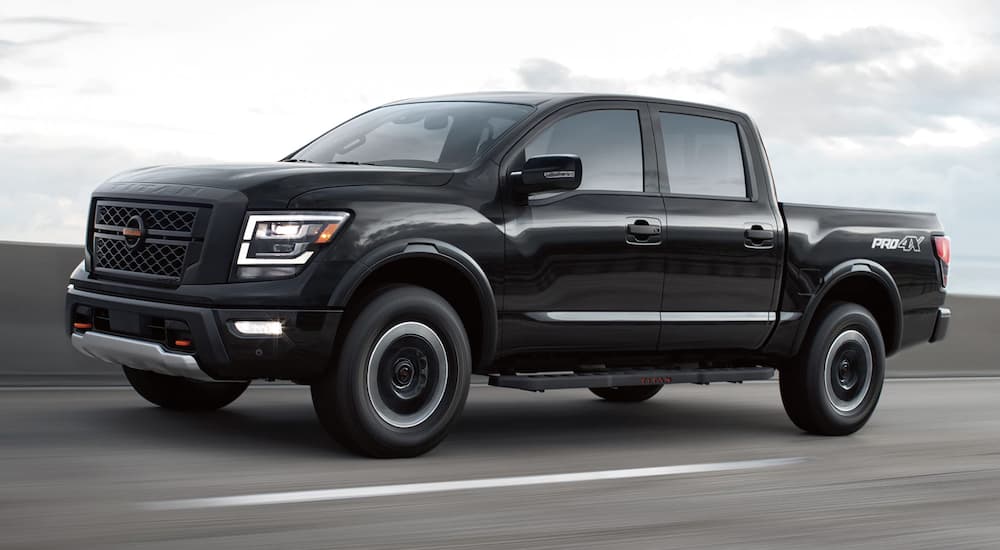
[{"x1": 871, "y1": 235, "x2": 924, "y2": 252}]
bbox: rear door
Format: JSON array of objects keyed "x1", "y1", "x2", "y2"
[
  {"x1": 500, "y1": 101, "x2": 666, "y2": 354},
  {"x1": 650, "y1": 104, "x2": 782, "y2": 350}
]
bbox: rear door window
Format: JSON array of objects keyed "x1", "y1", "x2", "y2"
[{"x1": 659, "y1": 113, "x2": 748, "y2": 198}]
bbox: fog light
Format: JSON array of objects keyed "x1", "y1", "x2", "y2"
[
  {"x1": 235, "y1": 266, "x2": 301, "y2": 281},
  {"x1": 233, "y1": 320, "x2": 284, "y2": 336}
]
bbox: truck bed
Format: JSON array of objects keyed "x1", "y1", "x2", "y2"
[{"x1": 775, "y1": 201, "x2": 946, "y2": 353}]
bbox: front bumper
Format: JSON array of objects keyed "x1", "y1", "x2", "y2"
[
  {"x1": 66, "y1": 285, "x2": 341, "y2": 381},
  {"x1": 929, "y1": 307, "x2": 951, "y2": 343}
]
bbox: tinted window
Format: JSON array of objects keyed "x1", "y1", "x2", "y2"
[
  {"x1": 292, "y1": 102, "x2": 533, "y2": 169},
  {"x1": 659, "y1": 113, "x2": 747, "y2": 198},
  {"x1": 525, "y1": 109, "x2": 643, "y2": 193}
]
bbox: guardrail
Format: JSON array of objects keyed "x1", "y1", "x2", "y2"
[{"x1": 1, "y1": 241, "x2": 994, "y2": 385}]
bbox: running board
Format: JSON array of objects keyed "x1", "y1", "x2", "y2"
[{"x1": 488, "y1": 367, "x2": 775, "y2": 391}]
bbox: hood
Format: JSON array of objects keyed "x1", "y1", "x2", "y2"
[{"x1": 98, "y1": 163, "x2": 454, "y2": 208}]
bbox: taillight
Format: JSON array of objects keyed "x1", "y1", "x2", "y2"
[{"x1": 933, "y1": 235, "x2": 950, "y2": 287}]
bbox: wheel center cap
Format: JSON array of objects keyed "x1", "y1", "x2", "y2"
[
  {"x1": 838, "y1": 359, "x2": 856, "y2": 389},
  {"x1": 393, "y1": 360, "x2": 414, "y2": 386}
]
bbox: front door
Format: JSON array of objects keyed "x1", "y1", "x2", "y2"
[{"x1": 500, "y1": 102, "x2": 666, "y2": 354}]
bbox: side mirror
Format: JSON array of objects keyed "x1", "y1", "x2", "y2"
[{"x1": 511, "y1": 154, "x2": 582, "y2": 196}]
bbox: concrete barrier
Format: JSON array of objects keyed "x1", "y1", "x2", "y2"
[
  {"x1": 0, "y1": 242, "x2": 121, "y2": 384},
  {"x1": 1, "y1": 241, "x2": 995, "y2": 385}
]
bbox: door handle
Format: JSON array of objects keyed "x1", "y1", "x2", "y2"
[
  {"x1": 744, "y1": 223, "x2": 775, "y2": 249},
  {"x1": 627, "y1": 223, "x2": 661, "y2": 236},
  {"x1": 745, "y1": 228, "x2": 774, "y2": 240},
  {"x1": 626, "y1": 218, "x2": 662, "y2": 245}
]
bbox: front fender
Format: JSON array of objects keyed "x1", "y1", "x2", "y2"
[{"x1": 327, "y1": 238, "x2": 499, "y2": 368}]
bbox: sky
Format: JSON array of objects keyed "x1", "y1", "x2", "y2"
[{"x1": 1, "y1": 0, "x2": 998, "y2": 294}]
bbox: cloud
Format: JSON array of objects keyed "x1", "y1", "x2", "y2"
[
  {"x1": 719, "y1": 57, "x2": 1000, "y2": 141},
  {"x1": 684, "y1": 27, "x2": 1000, "y2": 141},
  {"x1": 0, "y1": 15, "x2": 103, "y2": 57},
  {"x1": 515, "y1": 58, "x2": 633, "y2": 92},
  {"x1": 0, "y1": 75, "x2": 12, "y2": 92},
  {"x1": 716, "y1": 27, "x2": 935, "y2": 75},
  {"x1": 0, "y1": 16, "x2": 100, "y2": 27},
  {"x1": 77, "y1": 79, "x2": 113, "y2": 95}
]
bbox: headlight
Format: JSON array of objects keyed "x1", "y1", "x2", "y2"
[{"x1": 234, "y1": 212, "x2": 349, "y2": 281}]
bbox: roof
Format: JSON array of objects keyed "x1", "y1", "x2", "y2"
[{"x1": 385, "y1": 91, "x2": 749, "y2": 118}]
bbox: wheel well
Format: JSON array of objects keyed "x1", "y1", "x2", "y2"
[
  {"x1": 813, "y1": 276, "x2": 899, "y2": 355},
  {"x1": 338, "y1": 256, "x2": 487, "y2": 369}
]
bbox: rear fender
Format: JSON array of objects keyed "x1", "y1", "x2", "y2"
[{"x1": 791, "y1": 259, "x2": 903, "y2": 356}]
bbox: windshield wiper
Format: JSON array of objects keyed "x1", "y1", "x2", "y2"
[
  {"x1": 328, "y1": 161, "x2": 380, "y2": 166},
  {"x1": 280, "y1": 158, "x2": 315, "y2": 163}
]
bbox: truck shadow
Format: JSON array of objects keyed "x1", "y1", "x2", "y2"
[
  {"x1": 449, "y1": 388, "x2": 794, "y2": 453},
  {"x1": 87, "y1": 398, "x2": 335, "y2": 457},
  {"x1": 87, "y1": 385, "x2": 794, "y2": 458}
]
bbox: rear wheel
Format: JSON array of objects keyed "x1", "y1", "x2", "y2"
[
  {"x1": 590, "y1": 385, "x2": 662, "y2": 402},
  {"x1": 122, "y1": 367, "x2": 249, "y2": 411},
  {"x1": 311, "y1": 285, "x2": 471, "y2": 458},
  {"x1": 779, "y1": 302, "x2": 885, "y2": 435}
]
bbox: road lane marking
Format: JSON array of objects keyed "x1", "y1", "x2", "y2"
[
  {"x1": 0, "y1": 384, "x2": 308, "y2": 391},
  {"x1": 144, "y1": 457, "x2": 805, "y2": 510}
]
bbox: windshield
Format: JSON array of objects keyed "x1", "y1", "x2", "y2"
[{"x1": 290, "y1": 101, "x2": 534, "y2": 169}]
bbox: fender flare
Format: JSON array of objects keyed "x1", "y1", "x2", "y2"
[
  {"x1": 328, "y1": 239, "x2": 498, "y2": 369},
  {"x1": 791, "y1": 259, "x2": 903, "y2": 356}
]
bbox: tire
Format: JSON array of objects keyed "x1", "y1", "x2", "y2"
[
  {"x1": 590, "y1": 385, "x2": 662, "y2": 402},
  {"x1": 779, "y1": 302, "x2": 886, "y2": 435},
  {"x1": 122, "y1": 366, "x2": 249, "y2": 411},
  {"x1": 311, "y1": 285, "x2": 471, "y2": 458}
]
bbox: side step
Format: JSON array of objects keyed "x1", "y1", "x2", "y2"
[{"x1": 488, "y1": 367, "x2": 774, "y2": 391}]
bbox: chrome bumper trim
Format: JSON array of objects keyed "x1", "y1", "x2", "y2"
[{"x1": 71, "y1": 331, "x2": 218, "y2": 382}]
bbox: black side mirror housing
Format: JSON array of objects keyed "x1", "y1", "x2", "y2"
[{"x1": 511, "y1": 154, "x2": 582, "y2": 196}]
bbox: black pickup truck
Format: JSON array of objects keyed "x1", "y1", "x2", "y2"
[{"x1": 66, "y1": 93, "x2": 951, "y2": 457}]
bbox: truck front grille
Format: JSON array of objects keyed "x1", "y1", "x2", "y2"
[{"x1": 91, "y1": 200, "x2": 203, "y2": 284}]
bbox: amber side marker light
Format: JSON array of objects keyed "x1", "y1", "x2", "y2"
[
  {"x1": 314, "y1": 223, "x2": 341, "y2": 244},
  {"x1": 174, "y1": 339, "x2": 193, "y2": 348},
  {"x1": 73, "y1": 322, "x2": 92, "y2": 330}
]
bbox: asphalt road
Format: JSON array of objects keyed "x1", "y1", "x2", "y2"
[{"x1": 3, "y1": 380, "x2": 999, "y2": 549}]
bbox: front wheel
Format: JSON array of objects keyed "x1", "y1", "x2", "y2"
[
  {"x1": 779, "y1": 302, "x2": 886, "y2": 435},
  {"x1": 311, "y1": 285, "x2": 471, "y2": 458},
  {"x1": 590, "y1": 385, "x2": 662, "y2": 402},
  {"x1": 123, "y1": 367, "x2": 249, "y2": 411}
]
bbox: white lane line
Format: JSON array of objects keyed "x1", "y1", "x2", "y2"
[
  {"x1": 0, "y1": 384, "x2": 307, "y2": 391},
  {"x1": 143, "y1": 457, "x2": 805, "y2": 510},
  {"x1": 887, "y1": 376, "x2": 1000, "y2": 382}
]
